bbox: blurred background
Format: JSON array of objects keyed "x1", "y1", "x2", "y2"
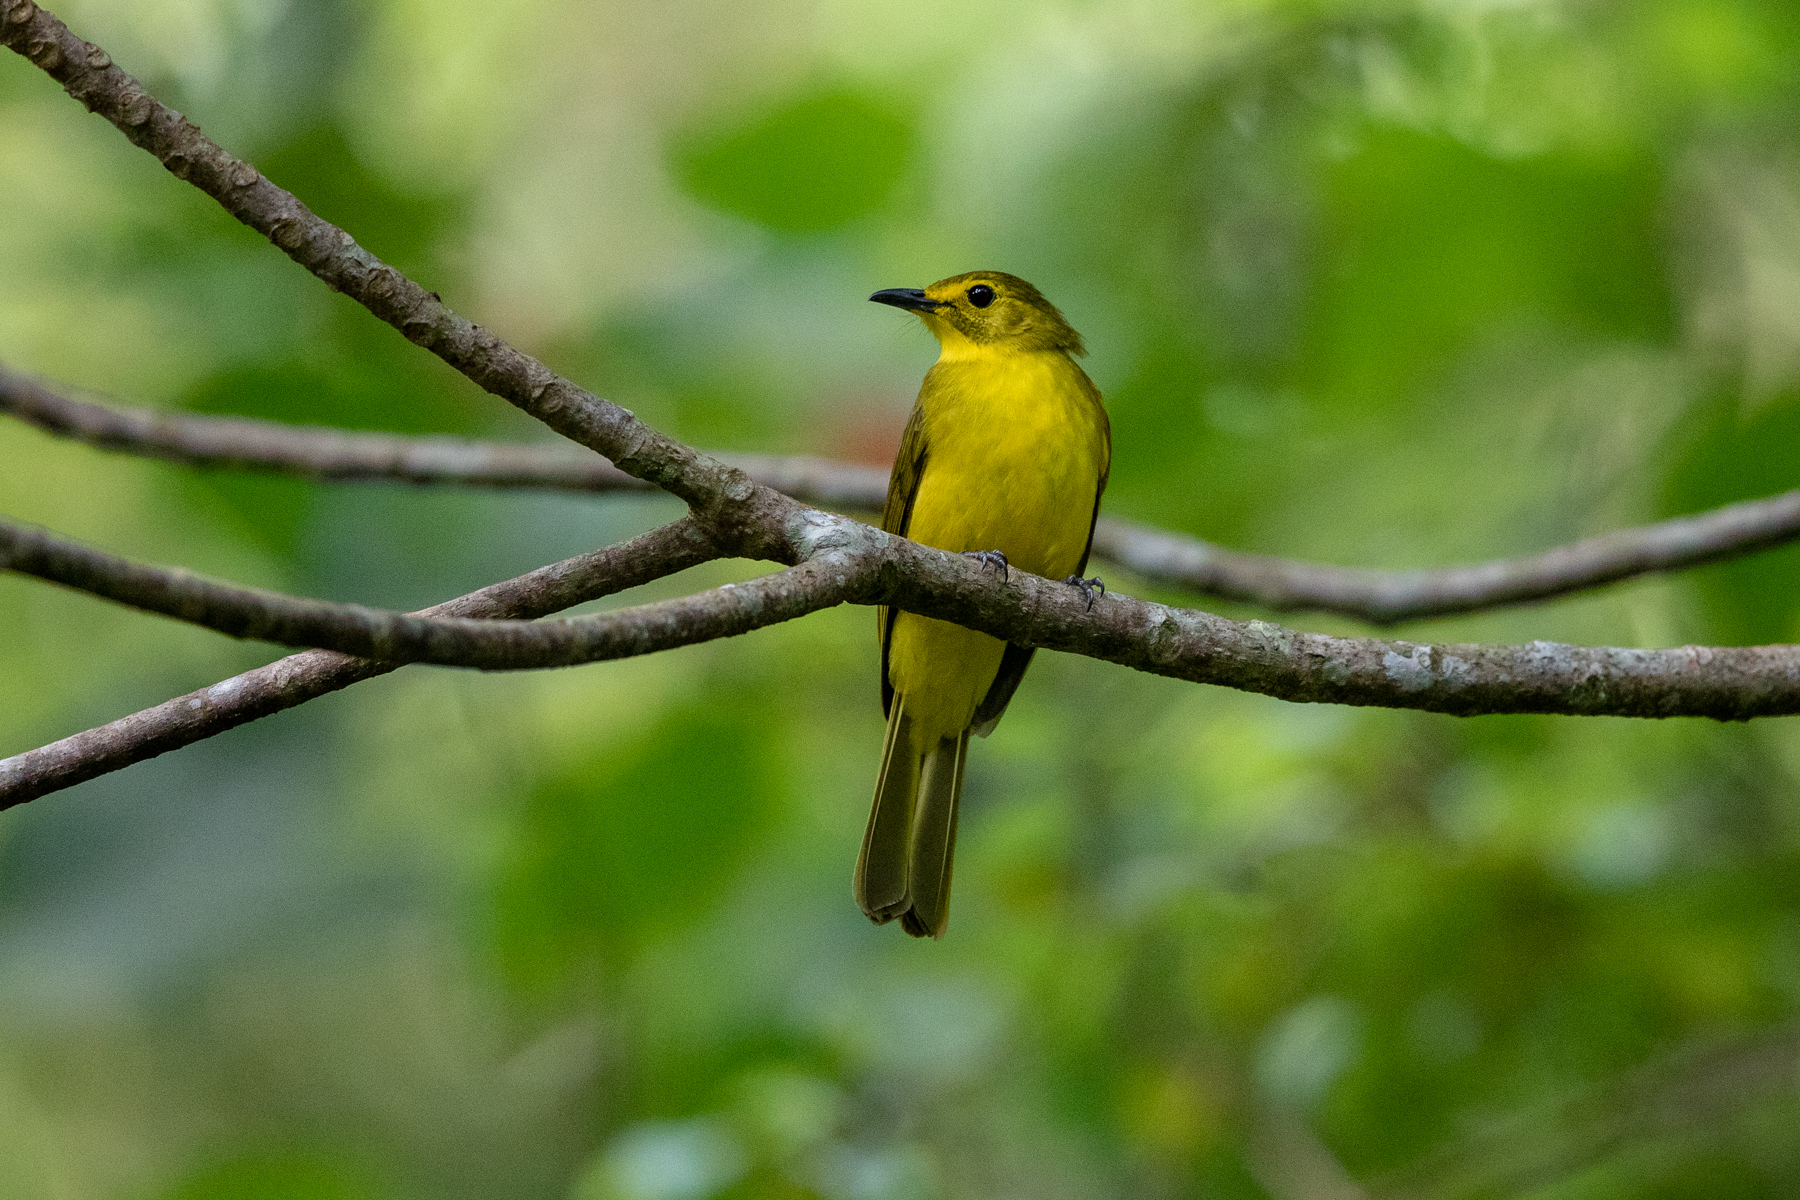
[{"x1": 4, "y1": 0, "x2": 1800, "y2": 1195}]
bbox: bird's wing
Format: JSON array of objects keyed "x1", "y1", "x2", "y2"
[
  {"x1": 1076, "y1": 401, "x2": 1112, "y2": 576},
  {"x1": 878, "y1": 403, "x2": 929, "y2": 718}
]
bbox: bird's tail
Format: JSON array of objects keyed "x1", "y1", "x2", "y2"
[{"x1": 854, "y1": 696, "x2": 968, "y2": 939}]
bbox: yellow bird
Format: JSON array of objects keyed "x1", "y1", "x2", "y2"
[{"x1": 860, "y1": 271, "x2": 1111, "y2": 938}]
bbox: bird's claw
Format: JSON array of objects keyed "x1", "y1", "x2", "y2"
[
  {"x1": 965, "y1": 549, "x2": 1009, "y2": 582},
  {"x1": 1062, "y1": 574, "x2": 1105, "y2": 611}
]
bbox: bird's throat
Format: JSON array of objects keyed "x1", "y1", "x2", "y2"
[{"x1": 921, "y1": 315, "x2": 995, "y2": 363}]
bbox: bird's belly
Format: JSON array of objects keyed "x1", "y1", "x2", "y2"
[
  {"x1": 888, "y1": 405, "x2": 1103, "y2": 744},
  {"x1": 902, "y1": 433, "x2": 1098, "y2": 579},
  {"x1": 887, "y1": 617, "x2": 1006, "y2": 747}
]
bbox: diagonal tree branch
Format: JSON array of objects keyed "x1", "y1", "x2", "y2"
[
  {"x1": 10, "y1": 514, "x2": 1800, "y2": 722},
  {"x1": 0, "y1": 517, "x2": 718, "y2": 807},
  {"x1": 11, "y1": 367, "x2": 1800, "y2": 626},
  {"x1": 0, "y1": 0, "x2": 795, "y2": 552}
]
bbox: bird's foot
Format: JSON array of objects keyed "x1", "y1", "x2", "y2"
[
  {"x1": 965, "y1": 549, "x2": 1009, "y2": 582},
  {"x1": 1062, "y1": 574, "x2": 1105, "y2": 611}
]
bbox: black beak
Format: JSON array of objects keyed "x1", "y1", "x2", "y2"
[{"x1": 869, "y1": 287, "x2": 942, "y2": 313}]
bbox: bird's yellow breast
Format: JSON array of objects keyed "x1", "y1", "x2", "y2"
[
  {"x1": 905, "y1": 349, "x2": 1108, "y2": 576},
  {"x1": 887, "y1": 346, "x2": 1109, "y2": 744}
]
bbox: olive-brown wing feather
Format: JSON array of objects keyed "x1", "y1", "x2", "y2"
[{"x1": 878, "y1": 404, "x2": 929, "y2": 718}]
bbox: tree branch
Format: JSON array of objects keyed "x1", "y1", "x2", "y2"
[
  {"x1": 10, "y1": 513, "x2": 1800, "y2": 721},
  {"x1": 1, "y1": 516, "x2": 846, "y2": 671},
  {"x1": 1088, "y1": 493, "x2": 1800, "y2": 624},
  {"x1": 0, "y1": 363, "x2": 889, "y2": 509},
  {"x1": 7, "y1": 0, "x2": 1797, "y2": 823},
  {"x1": 11, "y1": 367, "x2": 1800, "y2": 626},
  {"x1": 0, "y1": 518, "x2": 717, "y2": 807}
]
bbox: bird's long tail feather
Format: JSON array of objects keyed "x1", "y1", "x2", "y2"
[
  {"x1": 855, "y1": 697, "x2": 968, "y2": 939},
  {"x1": 900, "y1": 731, "x2": 966, "y2": 939},
  {"x1": 856, "y1": 699, "x2": 918, "y2": 923}
]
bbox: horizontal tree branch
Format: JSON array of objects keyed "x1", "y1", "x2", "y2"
[
  {"x1": 11, "y1": 367, "x2": 1800, "y2": 625},
  {"x1": 0, "y1": 363, "x2": 890, "y2": 509},
  {"x1": 9, "y1": 514, "x2": 1800, "y2": 726},
  {"x1": 1089, "y1": 493, "x2": 1800, "y2": 624},
  {"x1": 1, "y1": 516, "x2": 841, "y2": 671},
  {"x1": 0, "y1": 518, "x2": 717, "y2": 807}
]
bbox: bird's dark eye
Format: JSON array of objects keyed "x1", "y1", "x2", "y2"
[{"x1": 966, "y1": 284, "x2": 995, "y2": 308}]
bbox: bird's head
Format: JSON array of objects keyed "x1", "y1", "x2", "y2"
[{"x1": 870, "y1": 271, "x2": 1085, "y2": 358}]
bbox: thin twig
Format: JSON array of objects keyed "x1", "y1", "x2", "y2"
[
  {"x1": 0, "y1": 518, "x2": 718, "y2": 806},
  {"x1": 11, "y1": 368, "x2": 1799, "y2": 625}
]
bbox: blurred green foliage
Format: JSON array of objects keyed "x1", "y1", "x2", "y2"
[
  {"x1": 674, "y1": 88, "x2": 916, "y2": 234},
  {"x1": 163, "y1": 1153, "x2": 388, "y2": 1200},
  {"x1": 496, "y1": 699, "x2": 783, "y2": 976},
  {"x1": 5, "y1": 1, "x2": 1800, "y2": 1198}
]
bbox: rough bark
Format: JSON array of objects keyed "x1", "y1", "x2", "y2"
[{"x1": 9, "y1": 516, "x2": 1798, "y2": 724}]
